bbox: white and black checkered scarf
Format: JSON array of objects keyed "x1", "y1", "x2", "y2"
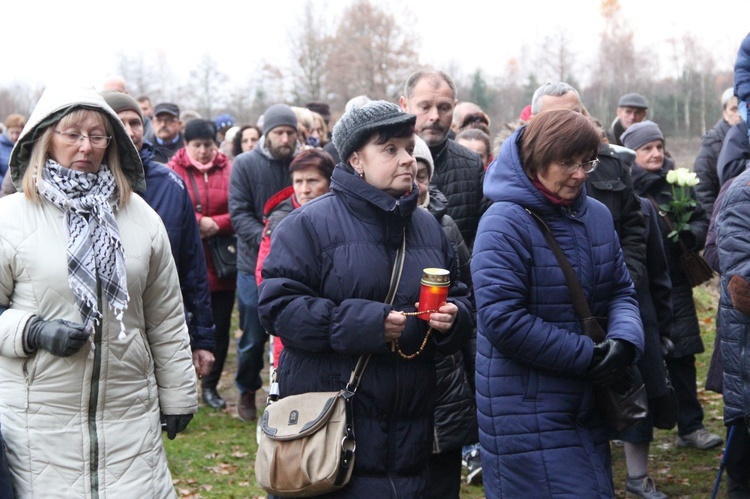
[{"x1": 38, "y1": 160, "x2": 129, "y2": 339}]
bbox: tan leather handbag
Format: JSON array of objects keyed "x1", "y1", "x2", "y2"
[
  {"x1": 255, "y1": 230, "x2": 405, "y2": 496},
  {"x1": 255, "y1": 357, "x2": 369, "y2": 496}
]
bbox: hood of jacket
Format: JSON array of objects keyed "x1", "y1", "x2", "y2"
[
  {"x1": 9, "y1": 85, "x2": 145, "y2": 192},
  {"x1": 139, "y1": 140, "x2": 159, "y2": 175},
  {"x1": 484, "y1": 127, "x2": 589, "y2": 217}
]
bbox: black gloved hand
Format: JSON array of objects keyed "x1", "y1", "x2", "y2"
[
  {"x1": 25, "y1": 317, "x2": 89, "y2": 357},
  {"x1": 164, "y1": 414, "x2": 193, "y2": 440},
  {"x1": 587, "y1": 339, "x2": 635, "y2": 386},
  {"x1": 661, "y1": 336, "x2": 675, "y2": 357}
]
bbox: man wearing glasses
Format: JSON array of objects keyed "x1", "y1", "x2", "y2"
[{"x1": 147, "y1": 102, "x2": 184, "y2": 163}]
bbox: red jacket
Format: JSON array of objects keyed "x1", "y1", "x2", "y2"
[
  {"x1": 256, "y1": 185, "x2": 299, "y2": 367},
  {"x1": 168, "y1": 148, "x2": 235, "y2": 292}
]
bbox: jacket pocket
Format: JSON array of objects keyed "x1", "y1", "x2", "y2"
[{"x1": 590, "y1": 179, "x2": 627, "y2": 193}]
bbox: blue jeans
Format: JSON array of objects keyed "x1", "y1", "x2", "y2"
[{"x1": 235, "y1": 271, "x2": 267, "y2": 394}]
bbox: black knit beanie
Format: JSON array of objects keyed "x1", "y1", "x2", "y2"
[
  {"x1": 184, "y1": 119, "x2": 217, "y2": 143},
  {"x1": 332, "y1": 100, "x2": 416, "y2": 163}
]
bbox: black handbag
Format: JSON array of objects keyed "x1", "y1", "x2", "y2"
[
  {"x1": 528, "y1": 210, "x2": 649, "y2": 432},
  {"x1": 207, "y1": 235, "x2": 237, "y2": 279},
  {"x1": 650, "y1": 364, "x2": 679, "y2": 430},
  {"x1": 187, "y1": 170, "x2": 237, "y2": 279},
  {"x1": 646, "y1": 195, "x2": 714, "y2": 287}
]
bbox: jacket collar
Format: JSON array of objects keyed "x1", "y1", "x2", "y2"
[
  {"x1": 330, "y1": 163, "x2": 419, "y2": 222},
  {"x1": 484, "y1": 127, "x2": 589, "y2": 218},
  {"x1": 428, "y1": 137, "x2": 449, "y2": 163},
  {"x1": 631, "y1": 156, "x2": 675, "y2": 193}
]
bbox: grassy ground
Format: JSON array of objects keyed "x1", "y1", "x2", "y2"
[{"x1": 164, "y1": 279, "x2": 728, "y2": 498}]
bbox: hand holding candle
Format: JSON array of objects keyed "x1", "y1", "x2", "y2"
[{"x1": 418, "y1": 268, "x2": 450, "y2": 320}]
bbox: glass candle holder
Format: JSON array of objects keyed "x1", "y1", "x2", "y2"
[{"x1": 417, "y1": 268, "x2": 450, "y2": 321}]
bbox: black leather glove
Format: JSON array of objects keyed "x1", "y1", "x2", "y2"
[
  {"x1": 661, "y1": 336, "x2": 675, "y2": 357},
  {"x1": 25, "y1": 317, "x2": 89, "y2": 357},
  {"x1": 164, "y1": 414, "x2": 193, "y2": 440},
  {"x1": 587, "y1": 339, "x2": 635, "y2": 386}
]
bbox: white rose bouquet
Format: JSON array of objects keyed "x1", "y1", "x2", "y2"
[{"x1": 661, "y1": 168, "x2": 700, "y2": 243}]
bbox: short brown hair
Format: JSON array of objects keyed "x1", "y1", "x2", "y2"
[
  {"x1": 520, "y1": 110, "x2": 600, "y2": 178},
  {"x1": 289, "y1": 148, "x2": 335, "y2": 180}
]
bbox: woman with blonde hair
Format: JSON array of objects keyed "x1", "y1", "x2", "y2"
[{"x1": 0, "y1": 85, "x2": 197, "y2": 497}]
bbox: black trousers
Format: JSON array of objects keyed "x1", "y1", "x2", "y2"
[
  {"x1": 425, "y1": 449, "x2": 462, "y2": 499},
  {"x1": 0, "y1": 426, "x2": 14, "y2": 498},
  {"x1": 201, "y1": 290, "x2": 235, "y2": 389},
  {"x1": 666, "y1": 354, "x2": 705, "y2": 436},
  {"x1": 726, "y1": 424, "x2": 750, "y2": 486}
]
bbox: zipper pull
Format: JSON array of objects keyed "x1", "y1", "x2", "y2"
[{"x1": 204, "y1": 172, "x2": 209, "y2": 183}]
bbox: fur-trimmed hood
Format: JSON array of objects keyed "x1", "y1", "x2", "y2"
[{"x1": 9, "y1": 85, "x2": 145, "y2": 192}]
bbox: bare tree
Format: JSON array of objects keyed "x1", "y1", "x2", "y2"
[
  {"x1": 324, "y1": 0, "x2": 419, "y2": 107},
  {"x1": 226, "y1": 81, "x2": 258, "y2": 126},
  {"x1": 115, "y1": 51, "x2": 159, "y2": 98},
  {"x1": 288, "y1": 0, "x2": 331, "y2": 104},
  {"x1": 537, "y1": 29, "x2": 579, "y2": 84},
  {"x1": 668, "y1": 34, "x2": 716, "y2": 137},
  {"x1": 183, "y1": 54, "x2": 229, "y2": 118},
  {"x1": 150, "y1": 49, "x2": 180, "y2": 104},
  {"x1": 590, "y1": 0, "x2": 654, "y2": 125},
  {"x1": 0, "y1": 82, "x2": 41, "y2": 119}
]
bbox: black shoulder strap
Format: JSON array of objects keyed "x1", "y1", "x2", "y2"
[{"x1": 185, "y1": 169, "x2": 204, "y2": 214}]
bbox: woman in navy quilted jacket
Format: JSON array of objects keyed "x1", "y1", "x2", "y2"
[
  {"x1": 258, "y1": 101, "x2": 473, "y2": 498},
  {"x1": 472, "y1": 110, "x2": 643, "y2": 497}
]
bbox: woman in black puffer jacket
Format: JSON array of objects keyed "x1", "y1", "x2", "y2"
[{"x1": 259, "y1": 101, "x2": 473, "y2": 498}]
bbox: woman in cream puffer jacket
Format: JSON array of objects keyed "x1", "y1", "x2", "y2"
[{"x1": 0, "y1": 85, "x2": 197, "y2": 498}]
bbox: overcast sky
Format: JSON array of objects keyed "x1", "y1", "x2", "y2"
[{"x1": 2, "y1": 0, "x2": 747, "y2": 92}]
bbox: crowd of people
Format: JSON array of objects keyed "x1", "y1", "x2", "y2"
[{"x1": 0, "y1": 33, "x2": 749, "y2": 498}]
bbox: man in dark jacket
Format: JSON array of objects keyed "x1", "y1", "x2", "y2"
[
  {"x1": 694, "y1": 88, "x2": 742, "y2": 217},
  {"x1": 531, "y1": 82, "x2": 647, "y2": 287},
  {"x1": 101, "y1": 91, "x2": 216, "y2": 377},
  {"x1": 146, "y1": 102, "x2": 184, "y2": 163},
  {"x1": 608, "y1": 92, "x2": 649, "y2": 146},
  {"x1": 399, "y1": 69, "x2": 488, "y2": 249},
  {"x1": 229, "y1": 103, "x2": 299, "y2": 421}
]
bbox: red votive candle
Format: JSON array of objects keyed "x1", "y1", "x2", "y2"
[{"x1": 417, "y1": 268, "x2": 450, "y2": 321}]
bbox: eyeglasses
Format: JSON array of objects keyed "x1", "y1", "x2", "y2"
[
  {"x1": 555, "y1": 158, "x2": 599, "y2": 174},
  {"x1": 54, "y1": 130, "x2": 112, "y2": 149}
]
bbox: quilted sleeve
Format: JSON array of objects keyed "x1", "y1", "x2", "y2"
[
  {"x1": 0, "y1": 236, "x2": 34, "y2": 358},
  {"x1": 143, "y1": 218, "x2": 198, "y2": 415}
]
